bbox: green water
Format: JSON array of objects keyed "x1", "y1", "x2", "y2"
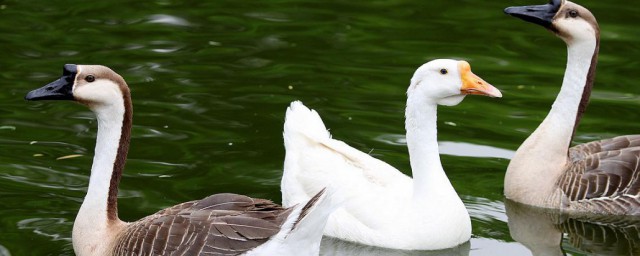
[{"x1": 1, "y1": 0, "x2": 640, "y2": 255}]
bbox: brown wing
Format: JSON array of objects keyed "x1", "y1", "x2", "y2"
[
  {"x1": 558, "y1": 135, "x2": 640, "y2": 215},
  {"x1": 112, "y1": 193, "x2": 293, "y2": 256},
  {"x1": 569, "y1": 135, "x2": 640, "y2": 161}
]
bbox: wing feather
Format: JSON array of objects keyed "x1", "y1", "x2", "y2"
[
  {"x1": 559, "y1": 135, "x2": 640, "y2": 214},
  {"x1": 319, "y1": 138, "x2": 407, "y2": 185},
  {"x1": 112, "y1": 193, "x2": 292, "y2": 256}
]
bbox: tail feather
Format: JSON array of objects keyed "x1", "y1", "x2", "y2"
[
  {"x1": 283, "y1": 101, "x2": 331, "y2": 147},
  {"x1": 252, "y1": 188, "x2": 341, "y2": 255},
  {"x1": 285, "y1": 187, "x2": 342, "y2": 244},
  {"x1": 281, "y1": 101, "x2": 331, "y2": 208},
  {"x1": 290, "y1": 188, "x2": 327, "y2": 232}
]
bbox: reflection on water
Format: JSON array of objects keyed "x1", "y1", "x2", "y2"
[
  {"x1": 321, "y1": 237, "x2": 470, "y2": 256},
  {"x1": 375, "y1": 134, "x2": 515, "y2": 159},
  {"x1": 505, "y1": 199, "x2": 640, "y2": 255},
  {"x1": 505, "y1": 200, "x2": 565, "y2": 256},
  {"x1": 0, "y1": 245, "x2": 10, "y2": 256}
]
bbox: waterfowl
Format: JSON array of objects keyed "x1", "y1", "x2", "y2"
[
  {"x1": 281, "y1": 59, "x2": 502, "y2": 250},
  {"x1": 25, "y1": 64, "x2": 336, "y2": 256},
  {"x1": 504, "y1": 0, "x2": 640, "y2": 215}
]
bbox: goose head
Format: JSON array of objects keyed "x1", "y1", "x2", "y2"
[
  {"x1": 25, "y1": 64, "x2": 130, "y2": 109},
  {"x1": 504, "y1": 0, "x2": 599, "y2": 44},
  {"x1": 408, "y1": 59, "x2": 502, "y2": 106}
]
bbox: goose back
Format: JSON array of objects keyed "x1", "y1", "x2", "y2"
[
  {"x1": 111, "y1": 189, "x2": 333, "y2": 256},
  {"x1": 558, "y1": 135, "x2": 640, "y2": 215}
]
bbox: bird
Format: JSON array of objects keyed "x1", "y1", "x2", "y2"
[
  {"x1": 280, "y1": 59, "x2": 502, "y2": 250},
  {"x1": 25, "y1": 64, "x2": 337, "y2": 256},
  {"x1": 504, "y1": 0, "x2": 640, "y2": 215}
]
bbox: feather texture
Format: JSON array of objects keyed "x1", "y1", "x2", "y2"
[
  {"x1": 112, "y1": 194, "x2": 292, "y2": 256},
  {"x1": 558, "y1": 136, "x2": 640, "y2": 215}
]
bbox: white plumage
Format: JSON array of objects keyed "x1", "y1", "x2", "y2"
[{"x1": 281, "y1": 59, "x2": 502, "y2": 250}]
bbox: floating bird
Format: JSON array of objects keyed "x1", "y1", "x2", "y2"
[
  {"x1": 25, "y1": 64, "x2": 336, "y2": 256},
  {"x1": 281, "y1": 59, "x2": 501, "y2": 250},
  {"x1": 504, "y1": 0, "x2": 640, "y2": 215}
]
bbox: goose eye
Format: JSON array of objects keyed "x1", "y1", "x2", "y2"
[
  {"x1": 440, "y1": 69, "x2": 448, "y2": 75},
  {"x1": 85, "y1": 75, "x2": 95, "y2": 82},
  {"x1": 568, "y1": 10, "x2": 578, "y2": 18}
]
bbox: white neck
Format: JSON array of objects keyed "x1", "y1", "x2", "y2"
[
  {"x1": 505, "y1": 36, "x2": 597, "y2": 206},
  {"x1": 405, "y1": 96, "x2": 457, "y2": 202},
  {"x1": 73, "y1": 101, "x2": 125, "y2": 250},
  {"x1": 528, "y1": 40, "x2": 594, "y2": 155}
]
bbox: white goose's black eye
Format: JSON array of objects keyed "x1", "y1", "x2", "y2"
[
  {"x1": 85, "y1": 75, "x2": 95, "y2": 82},
  {"x1": 568, "y1": 10, "x2": 578, "y2": 18},
  {"x1": 440, "y1": 69, "x2": 448, "y2": 75}
]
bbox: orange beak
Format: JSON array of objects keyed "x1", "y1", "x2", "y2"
[{"x1": 458, "y1": 61, "x2": 502, "y2": 98}]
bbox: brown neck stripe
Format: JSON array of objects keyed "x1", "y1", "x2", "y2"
[{"x1": 107, "y1": 85, "x2": 132, "y2": 222}]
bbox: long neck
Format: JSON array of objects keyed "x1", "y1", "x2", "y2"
[
  {"x1": 505, "y1": 34, "x2": 598, "y2": 206},
  {"x1": 405, "y1": 97, "x2": 456, "y2": 201},
  {"x1": 77, "y1": 96, "x2": 132, "y2": 224},
  {"x1": 539, "y1": 38, "x2": 598, "y2": 155}
]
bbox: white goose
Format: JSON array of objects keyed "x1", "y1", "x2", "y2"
[
  {"x1": 281, "y1": 59, "x2": 502, "y2": 250},
  {"x1": 25, "y1": 64, "x2": 337, "y2": 256},
  {"x1": 505, "y1": 0, "x2": 640, "y2": 215}
]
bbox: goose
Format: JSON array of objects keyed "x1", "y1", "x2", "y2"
[
  {"x1": 504, "y1": 0, "x2": 640, "y2": 215},
  {"x1": 25, "y1": 64, "x2": 337, "y2": 256},
  {"x1": 281, "y1": 59, "x2": 502, "y2": 250}
]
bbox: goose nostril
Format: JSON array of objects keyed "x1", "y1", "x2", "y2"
[{"x1": 46, "y1": 86, "x2": 54, "y2": 91}]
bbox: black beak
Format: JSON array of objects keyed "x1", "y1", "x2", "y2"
[
  {"x1": 504, "y1": 0, "x2": 562, "y2": 29},
  {"x1": 25, "y1": 64, "x2": 77, "y2": 101}
]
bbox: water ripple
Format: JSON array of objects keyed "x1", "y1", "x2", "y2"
[
  {"x1": 465, "y1": 196, "x2": 508, "y2": 223},
  {"x1": 146, "y1": 14, "x2": 192, "y2": 27},
  {"x1": 2, "y1": 164, "x2": 86, "y2": 191},
  {"x1": 17, "y1": 218, "x2": 71, "y2": 242},
  {"x1": 244, "y1": 12, "x2": 290, "y2": 22}
]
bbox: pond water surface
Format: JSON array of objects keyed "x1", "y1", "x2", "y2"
[{"x1": 1, "y1": 0, "x2": 640, "y2": 255}]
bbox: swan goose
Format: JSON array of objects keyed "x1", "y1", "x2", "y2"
[
  {"x1": 25, "y1": 64, "x2": 337, "y2": 256},
  {"x1": 504, "y1": 0, "x2": 640, "y2": 215},
  {"x1": 281, "y1": 59, "x2": 502, "y2": 250}
]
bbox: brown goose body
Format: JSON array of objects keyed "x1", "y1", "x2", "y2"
[
  {"x1": 560, "y1": 136, "x2": 640, "y2": 215},
  {"x1": 111, "y1": 192, "x2": 328, "y2": 255},
  {"x1": 25, "y1": 64, "x2": 334, "y2": 256},
  {"x1": 504, "y1": 0, "x2": 640, "y2": 215},
  {"x1": 113, "y1": 194, "x2": 283, "y2": 255}
]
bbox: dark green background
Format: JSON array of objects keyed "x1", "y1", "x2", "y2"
[{"x1": 1, "y1": 0, "x2": 639, "y2": 255}]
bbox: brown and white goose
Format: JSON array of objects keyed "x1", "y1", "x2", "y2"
[
  {"x1": 25, "y1": 64, "x2": 337, "y2": 256},
  {"x1": 504, "y1": 0, "x2": 640, "y2": 215}
]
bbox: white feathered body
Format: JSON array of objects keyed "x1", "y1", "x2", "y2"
[{"x1": 281, "y1": 101, "x2": 470, "y2": 250}]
